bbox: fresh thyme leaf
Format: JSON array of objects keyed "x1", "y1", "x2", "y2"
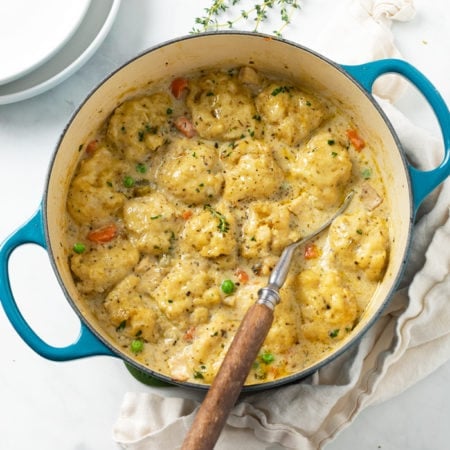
[
  {"x1": 191, "y1": 0, "x2": 301, "y2": 37},
  {"x1": 204, "y1": 204, "x2": 230, "y2": 233}
]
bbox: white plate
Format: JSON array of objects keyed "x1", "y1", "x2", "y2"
[
  {"x1": 0, "y1": 0, "x2": 121, "y2": 105},
  {"x1": 0, "y1": 0, "x2": 91, "y2": 85}
]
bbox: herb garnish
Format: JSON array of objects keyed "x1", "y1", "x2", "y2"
[
  {"x1": 204, "y1": 204, "x2": 230, "y2": 233},
  {"x1": 329, "y1": 329, "x2": 340, "y2": 338},
  {"x1": 271, "y1": 85, "x2": 292, "y2": 96},
  {"x1": 135, "y1": 163, "x2": 147, "y2": 173},
  {"x1": 192, "y1": 0, "x2": 301, "y2": 37},
  {"x1": 116, "y1": 320, "x2": 127, "y2": 332}
]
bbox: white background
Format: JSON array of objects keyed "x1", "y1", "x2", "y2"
[{"x1": 0, "y1": 1, "x2": 448, "y2": 449}]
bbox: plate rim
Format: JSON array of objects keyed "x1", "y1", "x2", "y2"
[
  {"x1": 0, "y1": 0, "x2": 92, "y2": 85},
  {"x1": 0, "y1": 0, "x2": 121, "y2": 105}
]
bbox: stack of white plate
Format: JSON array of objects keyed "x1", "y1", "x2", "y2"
[{"x1": 0, "y1": 0, "x2": 121, "y2": 105}]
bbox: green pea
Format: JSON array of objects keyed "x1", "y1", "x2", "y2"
[
  {"x1": 221, "y1": 279, "x2": 235, "y2": 295},
  {"x1": 361, "y1": 168, "x2": 372, "y2": 180},
  {"x1": 73, "y1": 243, "x2": 86, "y2": 254},
  {"x1": 135, "y1": 163, "x2": 147, "y2": 174},
  {"x1": 123, "y1": 175, "x2": 135, "y2": 188},
  {"x1": 130, "y1": 339, "x2": 144, "y2": 354},
  {"x1": 261, "y1": 352, "x2": 275, "y2": 364}
]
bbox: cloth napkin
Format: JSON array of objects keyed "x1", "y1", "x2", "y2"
[{"x1": 113, "y1": 1, "x2": 450, "y2": 448}]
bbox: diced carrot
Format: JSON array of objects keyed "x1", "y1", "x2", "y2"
[
  {"x1": 182, "y1": 210, "x2": 193, "y2": 220},
  {"x1": 346, "y1": 129, "x2": 366, "y2": 151},
  {"x1": 235, "y1": 268, "x2": 249, "y2": 284},
  {"x1": 85, "y1": 140, "x2": 98, "y2": 153},
  {"x1": 87, "y1": 223, "x2": 118, "y2": 243},
  {"x1": 170, "y1": 77, "x2": 189, "y2": 99},
  {"x1": 183, "y1": 326, "x2": 196, "y2": 342},
  {"x1": 269, "y1": 366, "x2": 280, "y2": 378},
  {"x1": 304, "y1": 243, "x2": 320, "y2": 259},
  {"x1": 174, "y1": 116, "x2": 196, "y2": 138}
]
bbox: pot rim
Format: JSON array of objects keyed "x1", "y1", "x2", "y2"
[{"x1": 43, "y1": 31, "x2": 414, "y2": 391}]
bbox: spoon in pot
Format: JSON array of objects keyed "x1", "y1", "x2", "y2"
[{"x1": 181, "y1": 191, "x2": 354, "y2": 450}]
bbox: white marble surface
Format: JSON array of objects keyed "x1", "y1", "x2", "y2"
[{"x1": 0, "y1": 1, "x2": 448, "y2": 449}]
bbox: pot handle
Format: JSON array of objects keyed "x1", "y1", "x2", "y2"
[
  {"x1": 0, "y1": 206, "x2": 114, "y2": 361},
  {"x1": 343, "y1": 59, "x2": 450, "y2": 210}
]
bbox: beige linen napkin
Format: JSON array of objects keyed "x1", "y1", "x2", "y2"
[{"x1": 113, "y1": 1, "x2": 450, "y2": 448}]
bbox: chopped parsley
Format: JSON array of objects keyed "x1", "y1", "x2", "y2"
[
  {"x1": 204, "y1": 204, "x2": 230, "y2": 233},
  {"x1": 271, "y1": 86, "x2": 292, "y2": 96},
  {"x1": 329, "y1": 329, "x2": 340, "y2": 338},
  {"x1": 116, "y1": 320, "x2": 127, "y2": 332},
  {"x1": 135, "y1": 163, "x2": 147, "y2": 173}
]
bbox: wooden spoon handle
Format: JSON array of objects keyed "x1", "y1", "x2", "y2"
[{"x1": 181, "y1": 302, "x2": 274, "y2": 450}]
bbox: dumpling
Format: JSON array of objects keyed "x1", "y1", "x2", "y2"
[
  {"x1": 156, "y1": 138, "x2": 224, "y2": 205},
  {"x1": 70, "y1": 239, "x2": 139, "y2": 294},
  {"x1": 255, "y1": 83, "x2": 329, "y2": 146},
  {"x1": 328, "y1": 210, "x2": 389, "y2": 281},
  {"x1": 67, "y1": 146, "x2": 127, "y2": 225},
  {"x1": 186, "y1": 70, "x2": 259, "y2": 141},
  {"x1": 123, "y1": 192, "x2": 181, "y2": 255},
  {"x1": 222, "y1": 139, "x2": 283, "y2": 203},
  {"x1": 107, "y1": 93, "x2": 173, "y2": 161}
]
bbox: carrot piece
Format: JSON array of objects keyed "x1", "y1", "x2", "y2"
[
  {"x1": 235, "y1": 268, "x2": 249, "y2": 284},
  {"x1": 87, "y1": 223, "x2": 118, "y2": 243},
  {"x1": 182, "y1": 210, "x2": 193, "y2": 220},
  {"x1": 304, "y1": 243, "x2": 320, "y2": 260},
  {"x1": 85, "y1": 140, "x2": 98, "y2": 154},
  {"x1": 175, "y1": 116, "x2": 196, "y2": 138},
  {"x1": 170, "y1": 77, "x2": 188, "y2": 99},
  {"x1": 346, "y1": 129, "x2": 366, "y2": 151},
  {"x1": 183, "y1": 326, "x2": 196, "y2": 342}
]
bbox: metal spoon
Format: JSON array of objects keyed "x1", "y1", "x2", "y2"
[{"x1": 181, "y1": 191, "x2": 354, "y2": 450}]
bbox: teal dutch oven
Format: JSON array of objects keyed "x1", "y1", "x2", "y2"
[{"x1": 0, "y1": 33, "x2": 449, "y2": 391}]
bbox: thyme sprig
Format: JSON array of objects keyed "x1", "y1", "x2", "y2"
[{"x1": 192, "y1": 0, "x2": 301, "y2": 37}]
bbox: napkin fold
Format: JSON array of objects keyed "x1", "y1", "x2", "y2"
[
  {"x1": 308, "y1": 0, "x2": 415, "y2": 101},
  {"x1": 113, "y1": 1, "x2": 450, "y2": 448}
]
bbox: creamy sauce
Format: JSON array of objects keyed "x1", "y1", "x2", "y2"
[{"x1": 65, "y1": 67, "x2": 390, "y2": 385}]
